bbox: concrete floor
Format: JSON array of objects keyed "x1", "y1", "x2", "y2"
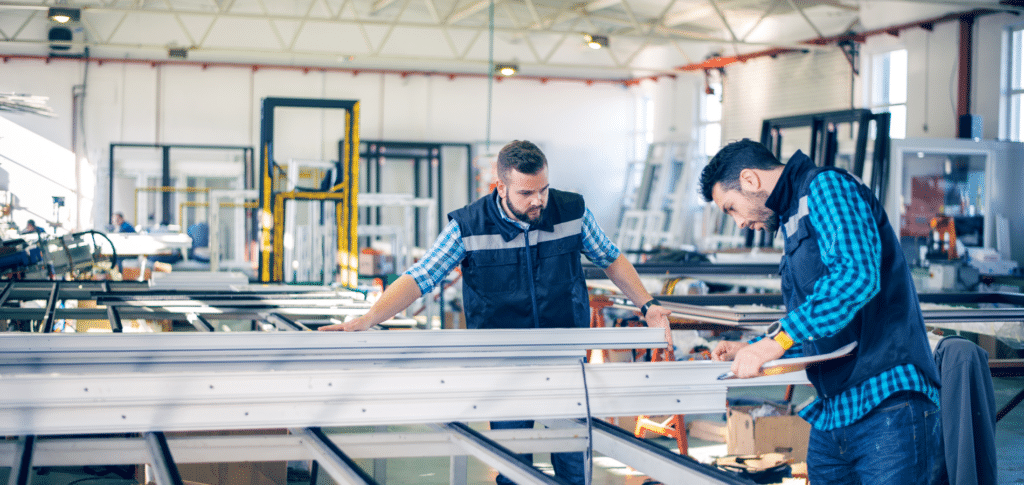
[{"x1": 4, "y1": 379, "x2": 1021, "y2": 485}]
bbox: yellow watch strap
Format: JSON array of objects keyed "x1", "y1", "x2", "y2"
[{"x1": 772, "y1": 330, "x2": 794, "y2": 351}]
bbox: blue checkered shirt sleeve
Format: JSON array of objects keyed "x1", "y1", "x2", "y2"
[
  {"x1": 404, "y1": 219, "x2": 465, "y2": 295},
  {"x1": 580, "y1": 208, "x2": 620, "y2": 268},
  {"x1": 778, "y1": 171, "x2": 881, "y2": 342},
  {"x1": 775, "y1": 171, "x2": 939, "y2": 430}
]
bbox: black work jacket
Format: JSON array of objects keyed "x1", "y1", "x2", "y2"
[
  {"x1": 768, "y1": 152, "x2": 940, "y2": 397},
  {"x1": 448, "y1": 189, "x2": 590, "y2": 330}
]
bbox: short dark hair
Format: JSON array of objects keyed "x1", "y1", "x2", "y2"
[
  {"x1": 497, "y1": 140, "x2": 547, "y2": 181},
  {"x1": 699, "y1": 139, "x2": 782, "y2": 202},
  {"x1": 26, "y1": 219, "x2": 35, "y2": 225}
]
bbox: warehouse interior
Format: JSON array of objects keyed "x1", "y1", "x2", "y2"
[{"x1": 1, "y1": 0, "x2": 1024, "y2": 484}]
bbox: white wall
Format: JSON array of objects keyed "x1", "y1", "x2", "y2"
[
  {"x1": 0, "y1": 60, "x2": 651, "y2": 232},
  {"x1": 719, "y1": 11, "x2": 1022, "y2": 145}
]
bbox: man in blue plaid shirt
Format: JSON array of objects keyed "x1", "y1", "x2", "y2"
[
  {"x1": 702, "y1": 140, "x2": 942, "y2": 485},
  {"x1": 322, "y1": 140, "x2": 672, "y2": 485}
]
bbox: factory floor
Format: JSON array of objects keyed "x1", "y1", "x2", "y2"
[{"x1": 7, "y1": 379, "x2": 1020, "y2": 485}]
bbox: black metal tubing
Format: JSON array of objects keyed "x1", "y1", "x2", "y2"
[
  {"x1": 106, "y1": 304, "x2": 123, "y2": 333},
  {"x1": 584, "y1": 262, "x2": 780, "y2": 278},
  {"x1": 12, "y1": 435, "x2": 34, "y2": 485},
  {"x1": 265, "y1": 312, "x2": 308, "y2": 331},
  {"x1": 759, "y1": 108, "x2": 890, "y2": 201},
  {"x1": 305, "y1": 427, "x2": 380, "y2": 485},
  {"x1": 0, "y1": 281, "x2": 12, "y2": 307},
  {"x1": 187, "y1": 313, "x2": 215, "y2": 332},
  {"x1": 41, "y1": 281, "x2": 60, "y2": 333},
  {"x1": 592, "y1": 419, "x2": 755, "y2": 485},
  {"x1": 107, "y1": 142, "x2": 255, "y2": 225},
  {"x1": 145, "y1": 431, "x2": 184, "y2": 485},
  {"x1": 444, "y1": 422, "x2": 569, "y2": 485}
]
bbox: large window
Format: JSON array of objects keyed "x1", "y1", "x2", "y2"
[
  {"x1": 1003, "y1": 25, "x2": 1024, "y2": 141},
  {"x1": 871, "y1": 49, "x2": 907, "y2": 139},
  {"x1": 699, "y1": 79, "x2": 722, "y2": 158}
]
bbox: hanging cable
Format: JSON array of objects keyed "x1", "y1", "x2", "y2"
[
  {"x1": 580, "y1": 359, "x2": 593, "y2": 485},
  {"x1": 485, "y1": 0, "x2": 495, "y2": 154}
]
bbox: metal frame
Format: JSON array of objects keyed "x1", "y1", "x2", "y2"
[
  {"x1": 0, "y1": 326, "x2": 805, "y2": 485},
  {"x1": 760, "y1": 109, "x2": 891, "y2": 212},
  {"x1": 259, "y1": 97, "x2": 360, "y2": 285},
  {"x1": 356, "y1": 140, "x2": 474, "y2": 248},
  {"x1": 107, "y1": 143, "x2": 255, "y2": 227}
]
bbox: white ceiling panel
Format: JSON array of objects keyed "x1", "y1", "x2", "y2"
[{"x1": 0, "y1": 0, "x2": 1017, "y2": 80}]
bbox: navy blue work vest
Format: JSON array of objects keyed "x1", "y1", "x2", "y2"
[
  {"x1": 448, "y1": 189, "x2": 590, "y2": 330},
  {"x1": 769, "y1": 152, "x2": 940, "y2": 398}
]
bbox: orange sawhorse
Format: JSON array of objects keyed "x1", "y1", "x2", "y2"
[{"x1": 587, "y1": 295, "x2": 689, "y2": 455}]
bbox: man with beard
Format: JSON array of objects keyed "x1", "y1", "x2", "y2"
[
  {"x1": 322, "y1": 139, "x2": 672, "y2": 485},
  {"x1": 701, "y1": 139, "x2": 941, "y2": 485}
]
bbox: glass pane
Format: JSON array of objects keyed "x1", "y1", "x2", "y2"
[
  {"x1": 705, "y1": 83, "x2": 722, "y2": 122},
  {"x1": 703, "y1": 123, "x2": 721, "y2": 157},
  {"x1": 889, "y1": 104, "x2": 907, "y2": 140},
  {"x1": 1013, "y1": 29, "x2": 1024, "y2": 91},
  {"x1": 889, "y1": 50, "x2": 908, "y2": 104},
  {"x1": 1013, "y1": 93, "x2": 1023, "y2": 142},
  {"x1": 898, "y1": 151, "x2": 986, "y2": 244},
  {"x1": 872, "y1": 53, "x2": 891, "y2": 105}
]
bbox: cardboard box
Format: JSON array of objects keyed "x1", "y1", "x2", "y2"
[{"x1": 726, "y1": 404, "x2": 810, "y2": 462}]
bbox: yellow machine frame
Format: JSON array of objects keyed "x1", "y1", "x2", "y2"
[{"x1": 258, "y1": 98, "x2": 360, "y2": 285}]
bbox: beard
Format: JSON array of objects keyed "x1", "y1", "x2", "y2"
[
  {"x1": 503, "y1": 193, "x2": 545, "y2": 225},
  {"x1": 746, "y1": 190, "x2": 779, "y2": 234}
]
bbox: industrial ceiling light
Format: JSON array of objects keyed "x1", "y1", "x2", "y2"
[
  {"x1": 48, "y1": 7, "x2": 80, "y2": 23},
  {"x1": 168, "y1": 46, "x2": 188, "y2": 59},
  {"x1": 584, "y1": 33, "x2": 608, "y2": 50},
  {"x1": 495, "y1": 64, "x2": 518, "y2": 76}
]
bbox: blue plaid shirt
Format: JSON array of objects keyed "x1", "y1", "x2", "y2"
[
  {"x1": 778, "y1": 171, "x2": 939, "y2": 431},
  {"x1": 406, "y1": 193, "x2": 620, "y2": 295}
]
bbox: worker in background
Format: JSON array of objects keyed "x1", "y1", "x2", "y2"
[
  {"x1": 701, "y1": 140, "x2": 941, "y2": 485},
  {"x1": 21, "y1": 219, "x2": 44, "y2": 235},
  {"x1": 321, "y1": 139, "x2": 672, "y2": 485},
  {"x1": 112, "y1": 212, "x2": 135, "y2": 233}
]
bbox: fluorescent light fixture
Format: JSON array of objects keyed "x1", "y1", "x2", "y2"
[
  {"x1": 48, "y1": 7, "x2": 80, "y2": 23},
  {"x1": 168, "y1": 47, "x2": 188, "y2": 59},
  {"x1": 584, "y1": 33, "x2": 608, "y2": 50},
  {"x1": 495, "y1": 64, "x2": 518, "y2": 76}
]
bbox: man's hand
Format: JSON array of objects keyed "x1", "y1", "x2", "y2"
[
  {"x1": 711, "y1": 340, "x2": 748, "y2": 362},
  {"x1": 318, "y1": 315, "x2": 376, "y2": 332},
  {"x1": 729, "y1": 337, "x2": 786, "y2": 378},
  {"x1": 643, "y1": 304, "x2": 674, "y2": 351}
]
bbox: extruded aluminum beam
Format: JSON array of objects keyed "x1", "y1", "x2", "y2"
[
  {"x1": 0, "y1": 328, "x2": 667, "y2": 373},
  {"x1": 0, "y1": 428, "x2": 588, "y2": 467},
  {"x1": 0, "y1": 358, "x2": 806, "y2": 436}
]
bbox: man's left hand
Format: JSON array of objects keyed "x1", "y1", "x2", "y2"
[
  {"x1": 730, "y1": 337, "x2": 785, "y2": 378},
  {"x1": 643, "y1": 305, "x2": 674, "y2": 352}
]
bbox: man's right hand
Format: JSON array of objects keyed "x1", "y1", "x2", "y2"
[
  {"x1": 711, "y1": 340, "x2": 748, "y2": 361},
  {"x1": 318, "y1": 315, "x2": 375, "y2": 332}
]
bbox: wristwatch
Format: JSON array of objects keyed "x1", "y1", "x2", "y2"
[
  {"x1": 640, "y1": 298, "x2": 661, "y2": 317},
  {"x1": 765, "y1": 321, "x2": 794, "y2": 350}
]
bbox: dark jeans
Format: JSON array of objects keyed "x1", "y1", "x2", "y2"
[
  {"x1": 808, "y1": 391, "x2": 943, "y2": 485},
  {"x1": 489, "y1": 420, "x2": 585, "y2": 485}
]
